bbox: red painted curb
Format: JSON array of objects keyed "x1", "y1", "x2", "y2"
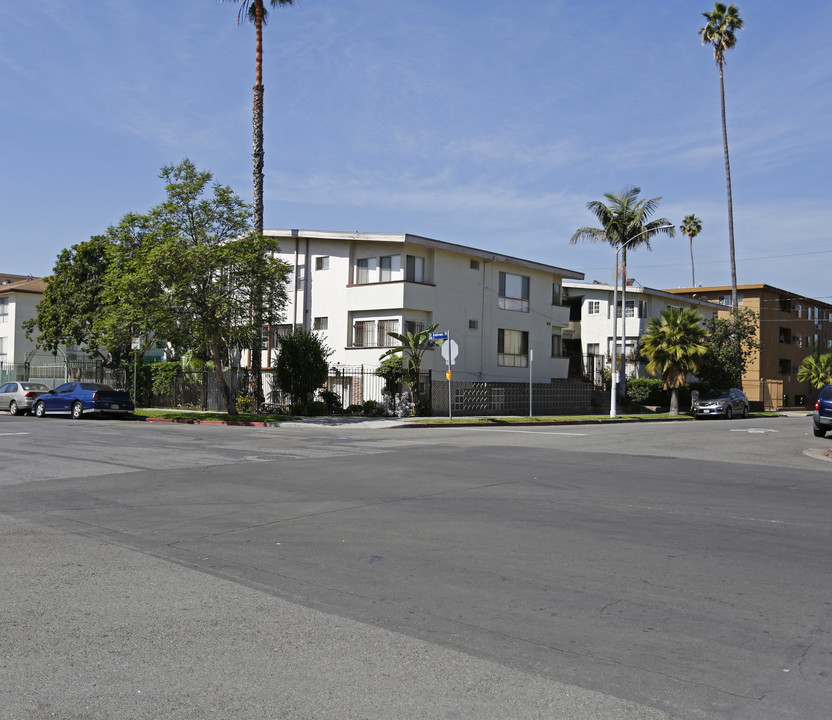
[{"x1": 141, "y1": 417, "x2": 267, "y2": 427}]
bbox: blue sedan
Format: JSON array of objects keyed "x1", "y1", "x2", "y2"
[{"x1": 32, "y1": 382, "x2": 135, "y2": 419}]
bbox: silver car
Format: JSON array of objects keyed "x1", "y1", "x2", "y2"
[
  {"x1": 0, "y1": 381, "x2": 51, "y2": 416},
  {"x1": 693, "y1": 388, "x2": 749, "y2": 419}
]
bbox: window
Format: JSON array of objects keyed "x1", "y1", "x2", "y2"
[
  {"x1": 665, "y1": 304, "x2": 681, "y2": 316},
  {"x1": 405, "y1": 255, "x2": 425, "y2": 283},
  {"x1": 470, "y1": 259, "x2": 480, "y2": 270},
  {"x1": 795, "y1": 336, "x2": 803, "y2": 349},
  {"x1": 795, "y1": 304, "x2": 803, "y2": 319},
  {"x1": 353, "y1": 320, "x2": 375, "y2": 347},
  {"x1": 616, "y1": 300, "x2": 635, "y2": 318},
  {"x1": 0, "y1": 336, "x2": 6, "y2": 363},
  {"x1": 0, "y1": 297, "x2": 7, "y2": 322},
  {"x1": 552, "y1": 283, "x2": 562, "y2": 305},
  {"x1": 295, "y1": 264, "x2": 306, "y2": 290},
  {"x1": 315, "y1": 256, "x2": 329, "y2": 271},
  {"x1": 313, "y1": 317, "x2": 328, "y2": 331},
  {"x1": 551, "y1": 333, "x2": 562, "y2": 358},
  {"x1": 405, "y1": 320, "x2": 425, "y2": 336},
  {"x1": 498, "y1": 329, "x2": 529, "y2": 367},
  {"x1": 586, "y1": 300, "x2": 600, "y2": 315},
  {"x1": 468, "y1": 319, "x2": 479, "y2": 330},
  {"x1": 587, "y1": 343, "x2": 600, "y2": 356},
  {"x1": 355, "y1": 258, "x2": 373, "y2": 284},
  {"x1": 779, "y1": 359, "x2": 791, "y2": 376},
  {"x1": 720, "y1": 294, "x2": 745, "y2": 306},
  {"x1": 779, "y1": 327, "x2": 791, "y2": 344},
  {"x1": 270, "y1": 324, "x2": 292, "y2": 347},
  {"x1": 379, "y1": 255, "x2": 401, "y2": 282},
  {"x1": 498, "y1": 272, "x2": 530, "y2": 312},
  {"x1": 638, "y1": 300, "x2": 648, "y2": 318},
  {"x1": 377, "y1": 320, "x2": 399, "y2": 347}
]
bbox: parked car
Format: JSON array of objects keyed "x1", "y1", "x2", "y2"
[
  {"x1": 693, "y1": 388, "x2": 749, "y2": 419},
  {"x1": 812, "y1": 385, "x2": 832, "y2": 437},
  {"x1": 0, "y1": 381, "x2": 50, "y2": 415},
  {"x1": 32, "y1": 382, "x2": 135, "y2": 419}
]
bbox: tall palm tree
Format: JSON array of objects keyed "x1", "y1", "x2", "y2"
[
  {"x1": 680, "y1": 214, "x2": 703, "y2": 287},
  {"x1": 640, "y1": 308, "x2": 708, "y2": 415},
  {"x1": 222, "y1": 0, "x2": 295, "y2": 410},
  {"x1": 699, "y1": 3, "x2": 744, "y2": 311},
  {"x1": 379, "y1": 323, "x2": 440, "y2": 404},
  {"x1": 570, "y1": 186, "x2": 675, "y2": 397}
]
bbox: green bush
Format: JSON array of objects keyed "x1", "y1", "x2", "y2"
[
  {"x1": 626, "y1": 379, "x2": 710, "y2": 408},
  {"x1": 363, "y1": 399, "x2": 379, "y2": 416},
  {"x1": 347, "y1": 404, "x2": 364, "y2": 415},
  {"x1": 306, "y1": 401, "x2": 327, "y2": 416},
  {"x1": 290, "y1": 401, "x2": 307, "y2": 416}
]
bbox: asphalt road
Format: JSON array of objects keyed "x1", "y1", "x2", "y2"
[{"x1": 1, "y1": 413, "x2": 830, "y2": 720}]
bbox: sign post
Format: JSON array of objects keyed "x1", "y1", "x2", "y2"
[
  {"x1": 131, "y1": 336, "x2": 142, "y2": 403},
  {"x1": 432, "y1": 330, "x2": 458, "y2": 421}
]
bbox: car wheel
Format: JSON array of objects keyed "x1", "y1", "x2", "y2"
[
  {"x1": 71, "y1": 402, "x2": 84, "y2": 420},
  {"x1": 814, "y1": 424, "x2": 827, "y2": 438},
  {"x1": 725, "y1": 406, "x2": 733, "y2": 419},
  {"x1": 34, "y1": 401, "x2": 46, "y2": 418},
  {"x1": 742, "y1": 405, "x2": 749, "y2": 419},
  {"x1": 9, "y1": 400, "x2": 19, "y2": 416}
]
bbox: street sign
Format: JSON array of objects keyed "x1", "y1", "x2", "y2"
[
  {"x1": 440, "y1": 339, "x2": 459, "y2": 365},
  {"x1": 430, "y1": 331, "x2": 448, "y2": 341},
  {"x1": 131, "y1": 337, "x2": 142, "y2": 350}
]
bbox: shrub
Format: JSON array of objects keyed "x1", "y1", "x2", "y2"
[
  {"x1": 236, "y1": 394, "x2": 253, "y2": 413},
  {"x1": 363, "y1": 399, "x2": 379, "y2": 416},
  {"x1": 347, "y1": 404, "x2": 364, "y2": 415},
  {"x1": 306, "y1": 401, "x2": 327, "y2": 416},
  {"x1": 319, "y1": 389, "x2": 342, "y2": 414},
  {"x1": 290, "y1": 401, "x2": 307, "y2": 416}
]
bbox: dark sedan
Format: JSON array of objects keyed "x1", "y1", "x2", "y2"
[{"x1": 32, "y1": 382, "x2": 135, "y2": 419}]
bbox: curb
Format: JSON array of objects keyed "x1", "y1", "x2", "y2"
[{"x1": 141, "y1": 417, "x2": 268, "y2": 427}]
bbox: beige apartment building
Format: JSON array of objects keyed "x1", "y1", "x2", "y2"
[{"x1": 665, "y1": 284, "x2": 832, "y2": 410}]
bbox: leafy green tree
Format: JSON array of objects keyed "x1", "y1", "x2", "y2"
[
  {"x1": 697, "y1": 307, "x2": 758, "y2": 388},
  {"x1": 378, "y1": 323, "x2": 439, "y2": 401},
  {"x1": 640, "y1": 308, "x2": 708, "y2": 415},
  {"x1": 570, "y1": 186, "x2": 675, "y2": 397},
  {"x1": 274, "y1": 329, "x2": 333, "y2": 403},
  {"x1": 680, "y1": 214, "x2": 703, "y2": 287},
  {"x1": 375, "y1": 355, "x2": 406, "y2": 397},
  {"x1": 700, "y1": 3, "x2": 744, "y2": 310},
  {"x1": 22, "y1": 235, "x2": 127, "y2": 364},
  {"x1": 221, "y1": 0, "x2": 295, "y2": 411},
  {"x1": 797, "y1": 353, "x2": 832, "y2": 390},
  {"x1": 25, "y1": 159, "x2": 290, "y2": 415}
]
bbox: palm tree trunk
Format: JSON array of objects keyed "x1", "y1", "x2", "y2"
[
  {"x1": 249, "y1": 1, "x2": 265, "y2": 411},
  {"x1": 719, "y1": 63, "x2": 738, "y2": 311},
  {"x1": 690, "y1": 237, "x2": 696, "y2": 287}
]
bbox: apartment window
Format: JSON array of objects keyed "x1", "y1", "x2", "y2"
[
  {"x1": 0, "y1": 297, "x2": 8, "y2": 322},
  {"x1": 720, "y1": 294, "x2": 745, "y2": 306},
  {"x1": 615, "y1": 300, "x2": 635, "y2": 318},
  {"x1": 270, "y1": 324, "x2": 292, "y2": 347},
  {"x1": 295, "y1": 264, "x2": 306, "y2": 290},
  {"x1": 0, "y1": 336, "x2": 6, "y2": 363},
  {"x1": 795, "y1": 335, "x2": 803, "y2": 349},
  {"x1": 355, "y1": 258, "x2": 377, "y2": 284},
  {"x1": 778, "y1": 296, "x2": 792, "y2": 313},
  {"x1": 498, "y1": 272, "x2": 530, "y2": 312},
  {"x1": 377, "y1": 319, "x2": 399, "y2": 347},
  {"x1": 497, "y1": 329, "x2": 529, "y2": 367},
  {"x1": 779, "y1": 327, "x2": 791, "y2": 344},
  {"x1": 405, "y1": 255, "x2": 425, "y2": 283},
  {"x1": 586, "y1": 300, "x2": 600, "y2": 315},
  {"x1": 587, "y1": 343, "x2": 600, "y2": 356},
  {"x1": 353, "y1": 320, "x2": 375, "y2": 347},
  {"x1": 665, "y1": 304, "x2": 682, "y2": 316},
  {"x1": 380, "y1": 255, "x2": 401, "y2": 282},
  {"x1": 468, "y1": 319, "x2": 479, "y2": 330},
  {"x1": 315, "y1": 256, "x2": 329, "y2": 271},
  {"x1": 470, "y1": 259, "x2": 480, "y2": 270},
  {"x1": 551, "y1": 333, "x2": 562, "y2": 358},
  {"x1": 795, "y1": 304, "x2": 803, "y2": 319},
  {"x1": 405, "y1": 320, "x2": 425, "y2": 336},
  {"x1": 552, "y1": 283, "x2": 562, "y2": 305},
  {"x1": 806, "y1": 335, "x2": 814, "y2": 351},
  {"x1": 779, "y1": 359, "x2": 791, "y2": 376},
  {"x1": 313, "y1": 317, "x2": 328, "y2": 331},
  {"x1": 638, "y1": 300, "x2": 648, "y2": 318}
]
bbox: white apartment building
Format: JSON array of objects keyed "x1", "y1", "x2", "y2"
[
  {"x1": 263, "y1": 230, "x2": 584, "y2": 383},
  {"x1": 0, "y1": 274, "x2": 46, "y2": 368},
  {"x1": 562, "y1": 280, "x2": 726, "y2": 384}
]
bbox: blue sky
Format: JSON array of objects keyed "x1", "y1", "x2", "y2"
[{"x1": 3, "y1": 1, "x2": 831, "y2": 301}]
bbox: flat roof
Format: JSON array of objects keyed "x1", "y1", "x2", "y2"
[{"x1": 264, "y1": 229, "x2": 585, "y2": 280}]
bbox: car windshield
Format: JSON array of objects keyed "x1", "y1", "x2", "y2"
[
  {"x1": 21, "y1": 383, "x2": 49, "y2": 391},
  {"x1": 81, "y1": 383, "x2": 114, "y2": 391},
  {"x1": 703, "y1": 390, "x2": 730, "y2": 400}
]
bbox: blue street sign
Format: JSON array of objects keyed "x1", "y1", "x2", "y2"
[{"x1": 429, "y1": 331, "x2": 448, "y2": 340}]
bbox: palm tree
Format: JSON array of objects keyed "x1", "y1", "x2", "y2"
[
  {"x1": 222, "y1": 0, "x2": 295, "y2": 411},
  {"x1": 379, "y1": 323, "x2": 440, "y2": 404},
  {"x1": 797, "y1": 353, "x2": 832, "y2": 390},
  {"x1": 680, "y1": 214, "x2": 703, "y2": 287},
  {"x1": 570, "y1": 186, "x2": 675, "y2": 397},
  {"x1": 699, "y1": 3, "x2": 744, "y2": 311},
  {"x1": 640, "y1": 308, "x2": 708, "y2": 415}
]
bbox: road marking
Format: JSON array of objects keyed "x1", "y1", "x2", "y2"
[
  {"x1": 0, "y1": 432, "x2": 29, "y2": 436},
  {"x1": 730, "y1": 428, "x2": 778, "y2": 434}
]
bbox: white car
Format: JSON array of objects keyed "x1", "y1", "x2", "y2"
[{"x1": 693, "y1": 388, "x2": 749, "y2": 419}]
